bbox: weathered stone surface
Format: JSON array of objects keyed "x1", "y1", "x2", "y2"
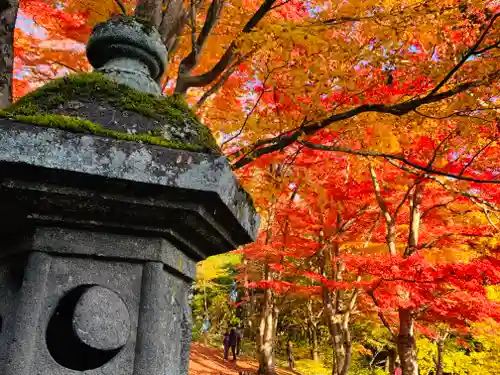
[
  {"x1": 72, "y1": 286, "x2": 131, "y2": 351},
  {"x1": 0, "y1": 119, "x2": 259, "y2": 259},
  {"x1": 86, "y1": 16, "x2": 168, "y2": 95},
  {"x1": 0, "y1": 250, "x2": 144, "y2": 375},
  {"x1": 28, "y1": 227, "x2": 197, "y2": 280},
  {"x1": 134, "y1": 262, "x2": 191, "y2": 375},
  {"x1": 0, "y1": 10, "x2": 258, "y2": 375},
  {"x1": 0, "y1": 73, "x2": 221, "y2": 153}
]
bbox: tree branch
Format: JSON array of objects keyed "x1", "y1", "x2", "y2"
[
  {"x1": 295, "y1": 140, "x2": 500, "y2": 184},
  {"x1": 231, "y1": 75, "x2": 499, "y2": 169},
  {"x1": 426, "y1": 12, "x2": 499, "y2": 97},
  {"x1": 159, "y1": 0, "x2": 188, "y2": 52},
  {"x1": 196, "y1": 52, "x2": 252, "y2": 107},
  {"x1": 458, "y1": 135, "x2": 499, "y2": 176},
  {"x1": 113, "y1": 0, "x2": 127, "y2": 15},
  {"x1": 175, "y1": 0, "x2": 278, "y2": 94},
  {"x1": 179, "y1": 0, "x2": 225, "y2": 76},
  {"x1": 367, "y1": 287, "x2": 396, "y2": 338},
  {"x1": 134, "y1": 0, "x2": 162, "y2": 27},
  {"x1": 384, "y1": 158, "x2": 500, "y2": 211}
]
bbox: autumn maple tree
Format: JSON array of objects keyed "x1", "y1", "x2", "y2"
[{"x1": 237, "y1": 127, "x2": 500, "y2": 375}]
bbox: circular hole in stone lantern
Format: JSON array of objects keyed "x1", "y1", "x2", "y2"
[{"x1": 46, "y1": 284, "x2": 131, "y2": 371}]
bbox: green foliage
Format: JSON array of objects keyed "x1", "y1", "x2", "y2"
[
  {"x1": 416, "y1": 338, "x2": 437, "y2": 375},
  {"x1": 348, "y1": 344, "x2": 386, "y2": 375},
  {"x1": 192, "y1": 253, "x2": 242, "y2": 343},
  {"x1": 2, "y1": 73, "x2": 219, "y2": 152},
  {"x1": 197, "y1": 253, "x2": 242, "y2": 284},
  {"x1": 294, "y1": 359, "x2": 331, "y2": 375},
  {"x1": 416, "y1": 324, "x2": 500, "y2": 375}
]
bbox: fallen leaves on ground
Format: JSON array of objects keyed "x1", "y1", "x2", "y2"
[{"x1": 189, "y1": 343, "x2": 299, "y2": 375}]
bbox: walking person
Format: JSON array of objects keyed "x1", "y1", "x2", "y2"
[
  {"x1": 287, "y1": 341, "x2": 295, "y2": 370},
  {"x1": 235, "y1": 326, "x2": 243, "y2": 356},
  {"x1": 228, "y1": 327, "x2": 238, "y2": 361},
  {"x1": 393, "y1": 362, "x2": 402, "y2": 375},
  {"x1": 223, "y1": 330, "x2": 230, "y2": 360}
]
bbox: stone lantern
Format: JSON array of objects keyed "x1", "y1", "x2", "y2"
[{"x1": 0, "y1": 16, "x2": 258, "y2": 375}]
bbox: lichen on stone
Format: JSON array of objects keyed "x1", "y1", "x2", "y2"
[
  {"x1": 99, "y1": 14, "x2": 156, "y2": 35},
  {"x1": 0, "y1": 73, "x2": 220, "y2": 154}
]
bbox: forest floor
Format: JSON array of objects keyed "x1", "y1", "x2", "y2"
[{"x1": 189, "y1": 343, "x2": 300, "y2": 375}]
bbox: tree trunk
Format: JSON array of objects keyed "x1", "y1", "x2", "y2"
[
  {"x1": 306, "y1": 300, "x2": 320, "y2": 361},
  {"x1": 397, "y1": 309, "x2": 419, "y2": 375},
  {"x1": 308, "y1": 323, "x2": 319, "y2": 361},
  {"x1": 369, "y1": 165, "x2": 397, "y2": 256},
  {"x1": 257, "y1": 267, "x2": 277, "y2": 375},
  {"x1": 435, "y1": 331, "x2": 448, "y2": 375},
  {"x1": 406, "y1": 185, "x2": 422, "y2": 257},
  {"x1": 435, "y1": 340, "x2": 444, "y2": 375},
  {"x1": 340, "y1": 315, "x2": 352, "y2": 375},
  {"x1": 321, "y1": 243, "x2": 355, "y2": 375},
  {"x1": 0, "y1": 0, "x2": 18, "y2": 108},
  {"x1": 324, "y1": 292, "x2": 349, "y2": 375},
  {"x1": 134, "y1": 0, "x2": 162, "y2": 27}
]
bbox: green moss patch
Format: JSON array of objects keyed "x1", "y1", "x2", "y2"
[
  {"x1": 0, "y1": 112, "x2": 203, "y2": 151},
  {"x1": 1, "y1": 73, "x2": 219, "y2": 153}
]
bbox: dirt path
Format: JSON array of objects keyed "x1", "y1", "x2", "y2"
[{"x1": 189, "y1": 343, "x2": 298, "y2": 375}]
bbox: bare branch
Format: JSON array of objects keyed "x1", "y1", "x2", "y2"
[
  {"x1": 421, "y1": 198, "x2": 459, "y2": 219},
  {"x1": 270, "y1": 0, "x2": 291, "y2": 10},
  {"x1": 196, "y1": 52, "x2": 251, "y2": 107},
  {"x1": 426, "y1": 130, "x2": 456, "y2": 169},
  {"x1": 394, "y1": 183, "x2": 416, "y2": 218},
  {"x1": 179, "y1": 0, "x2": 225, "y2": 76},
  {"x1": 413, "y1": 106, "x2": 500, "y2": 120},
  {"x1": 479, "y1": 205, "x2": 500, "y2": 232},
  {"x1": 159, "y1": 0, "x2": 188, "y2": 51},
  {"x1": 113, "y1": 0, "x2": 127, "y2": 15},
  {"x1": 175, "y1": 0, "x2": 278, "y2": 94},
  {"x1": 369, "y1": 165, "x2": 397, "y2": 256},
  {"x1": 189, "y1": 0, "x2": 197, "y2": 57},
  {"x1": 221, "y1": 81, "x2": 268, "y2": 148},
  {"x1": 473, "y1": 40, "x2": 500, "y2": 55}
]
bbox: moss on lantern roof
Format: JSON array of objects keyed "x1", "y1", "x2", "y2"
[{"x1": 0, "y1": 73, "x2": 220, "y2": 154}]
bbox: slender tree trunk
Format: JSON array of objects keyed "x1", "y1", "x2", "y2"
[
  {"x1": 0, "y1": 0, "x2": 18, "y2": 108},
  {"x1": 369, "y1": 165, "x2": 397, "y2": 256},
  {"x1": 406, "y1": 185, "x2": 422, "y2": 257},
  {"x1": 243, "y1": 257, "x2": 254, "y2": 339},
  {"x1": 308, "y1": 323, "x2": 319, "y2": 361},
  {"x1": 324, "y1": 288, "x2": 353, "y2": 375},
  {"x1": 435, "y1": 331, "x2": 448, "y2": 375},
  {"x1": 340, "y1": 319, "x2": 352, "y2": 375},
  {"x1": 306, "y1": 300, "x2": 320, "y2": 361},
  {"x1": 397, "y1": 309, "x2": 419, "y2": 375},
  {"x1": 321, "y1": 241, "x2": 356, "y2": 375},
  {"x1": 202, "y1": 283, "x2": 209, "y2": 345},
  {"x1": 435, "y1": 340, "x2": 444, "y2": 375},
  {"x1": 257, "y1": 266, "x2": 277, "y2": 375}
]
